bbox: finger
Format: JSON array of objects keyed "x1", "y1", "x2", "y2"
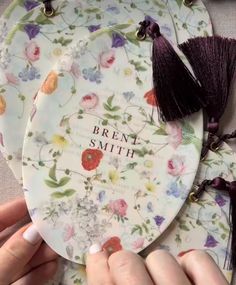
[
  {"x1": 146, "y1": 249, "x2": 191, "y2": 285},
  {"x1": 86, "y1": 243, "x2": 113, "y2": 285},
  {"x1": 17, "y1": 243, "x2": 58, "y2": 279},
  {"x1": 0, "y1": 198, "x2": 27, "y2": 231},
  {"x1": 177, "y1": 249, "x2": 229, "y2": 285},
  {"x1": 109, "y1": 250, "x2": 154, "y2": 285},
  {"x1": 12, "y1": 260, "x2": 58, "y2": 285},
  {"x1": 0, "y1": 224, "x2": 42, "y2": 284}
]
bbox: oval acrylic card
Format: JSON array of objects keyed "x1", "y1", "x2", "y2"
[
  {"x1": 23, "y1": 26, "x2": 203, "y2": 264},
  {"x1": 142, "y1": 139, "x2": 235, "y2": 283},
  {"x1": 0, "y1": 0, "x2": 212, "y2": 183}
]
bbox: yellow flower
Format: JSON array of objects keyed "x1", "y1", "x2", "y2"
[
  {"x1": 52, "y1": 134, "x2": 68, "y2": 149},
  {"x1": 108, "y1": 170, "x2": 120, "y2": 184},
  {"x1": 144, "y1": 160, "x2": 153, "y2": 168},
  {"x1": 0, "y1": 95, "x2": 6, "y2": 115},
  {"x1": 53, "y1": 47, "x2": 62, "y2": 57},
  {"x1": 123, "y1": 67, "x2": 133, "y2": 76},
  {"x1": 145, "y1": 181, "x2": 156, "y2": 192}
]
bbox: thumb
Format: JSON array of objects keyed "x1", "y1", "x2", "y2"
[{"x1": 0, "y1": 223, "x2": 43, "y2": 284}]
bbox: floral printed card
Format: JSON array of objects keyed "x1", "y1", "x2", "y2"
[
  {"x1": 0, "y1": 0, "x2": 212, "y2": 183},
  {"x1": 23, "y1": 27, "x2": 203, "y2": 264}
]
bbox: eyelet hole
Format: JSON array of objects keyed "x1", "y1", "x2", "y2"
[
  {"x1": 43, "y1": 6, "x2": 55, "y2": 17},
  {"x1": 183, "y1": 0, "x2": 193, "y2": 7},
  {"x1": 135, "y1": 30, "x2": 146, "y2": 41}
]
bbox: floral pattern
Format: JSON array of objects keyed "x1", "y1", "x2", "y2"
[
  {"x1": 0, "y1": 1, "x2": 217, "y2": 284},
  {"x1": 141, "y1": 141, "x2": 235, "y2": 283},
  {"x1": 22, "y1": 26, "x2": 203, "y2": 264},
  {"x1": 0, "y1": 0, "x2": 212, "y2": 184}
]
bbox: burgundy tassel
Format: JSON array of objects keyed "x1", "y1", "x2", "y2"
[
  {"x1": 194, "y1": 177, "x2": 236, "y2": 268},
  {"x1": 137, "y1": 20, "x2": 206, "y2": 122},
  {"x1": 179, "y1": 37, "x2": 236, "y2": 124}
]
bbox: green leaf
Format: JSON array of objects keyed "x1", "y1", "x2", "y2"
[
  {"x1": 58, "y1": 176, "x2": 71, "y2": 187},
  {"x1": 153, "y1": 0, "x2": 166, "y2": 9},
  {"x1": 51, "y1": 189, "x2": 76, "y2": 199},
  {"x1": 153, "y1": 128, "x2": 167, "y2": 136},
  {"x1": 126, "y1": 162, "x2": 138, "y2": 169},
  {"x1": 125, "y1": 31, "x2": 140, "y2": 47},
  {"x1": 21, "y1": 10, "x2": 34, "y2": 22},
  {"x1": 103, "y1": 103, "x2": 112, "y2": 111},
  {"x1": 113, "y1": 23, "x2": 131, "y2": 30},
  {"x1": 109, "y1": 106, "x2": 121, "y2": 112},
  {"x1": 35, "y1": 13, "x2": 53, "y2": 25},
  {"x1": 53, "y1": 37, "x2": 73, "y2": 47},
  {"x1": 49, "y1": 164, "x2": 57, "y2": 182},
  {"x1": 84, "y1": 8, "x2": 100, "y2": 13},
  {"x1": 45, "y1": 179, "x2": 59, "y2": 188},
  {"x1": 107, "y1": 95, "x2": 114, "y2": 106},
  {"x1": 179, "y1": 224, "x2": 190, "y2": 231},
  {"x1": 175, "y1": 0, "x2": 183, "y2": 8}
]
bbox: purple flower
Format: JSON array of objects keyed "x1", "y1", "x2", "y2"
[
  {"x1": 88, "y1": 25, "x2": 101, "y2": 33},
  {"x1": 154, "y1": 215, "x2": 165, "y2": 226},
  {"x1": 215, "y1": 194, "x2": 227, "y2": 207},
  {"x1": 112, "y1": 33, "x2": 126, "y2": 48},
  {"x1": 145, "y1": 15, "x2": 157, "y2": 23},
  {"x1": 204, "y1": 234, "x2": 218, "y2": 248},
  {"x1": 24, "y1": 0, "x2": 40, "y2": 11},
  {"x1": 24, "y1": 24, "x2": 40, "y2": 40}
]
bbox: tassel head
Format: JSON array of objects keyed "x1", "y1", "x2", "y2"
[{"x1": 137, "y1": 20, "x2": 206, "y2": 122}]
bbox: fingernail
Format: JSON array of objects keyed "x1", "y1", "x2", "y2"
[
  {"x1": 89, "y1": 243, "x2": 102, "y2": 254},
  {"x1": 23, "y1": 224, "x2": 42, "y2": 245},
  {"x1": 177, "y1": 249, "x2": 195, "y2": 257}
]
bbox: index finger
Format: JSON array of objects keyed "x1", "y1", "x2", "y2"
[{"x1": 0, "y1": 198, "x2": 28, "y2": 232}]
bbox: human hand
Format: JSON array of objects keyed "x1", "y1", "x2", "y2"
[
  {"x1": 86, "y1": 245, "x2": 229, "y2": 285},
  {"x1": 0, "y1": 198, "x2": 58, "y2": 285}
]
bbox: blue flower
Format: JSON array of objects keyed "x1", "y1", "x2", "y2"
[
  {"x1": 122, "y1": 91, "x2": 135, "y2": 102},
  {"x1": 88, "y1": 25, "x2": 101, "y2": 33},
  {"x1": 82, "y1": 67, "x2": 102, "y2": 84},
  {"x1": 97, "y1": 191, "x2": 106, "y2": 202},
  {"x1": 18, "y1": 66, "x2": 40, "y2": 82},
  {"x1": 106, "y1": 6, "x2": 120, "y2": 15},
  {"x1": 166, "y1": 181, "x2": 187, "y2": 200},
  {"x1": 24, "y1": 0, "x2": 40, "y2": 11},
  {"x1": 112, "y1": 33, "x2": 126, "y2": 48},
  {"x1": 154, "y1": 215, "x2": 165, "y2": 226},
  {"x1": 24, "y1": 23, "x2": 40, "y2": 40}
]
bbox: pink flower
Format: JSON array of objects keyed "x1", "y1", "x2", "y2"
[
  {"x1": 166, "y1": 122, "x2": 182, "y2": 149},
  {"x1": 63, "y1": 225, "x2": 75, "y2": 242},
  {"x1": 109, "y1": 199, "x2": 128, "y2": 217},
  {"x1": 71, "y1": 62, "x2": 80, "y2": 78},
  {"x1": 167, "y1": 155, "x2": 185, "y2": 176},
  {"x1": 132, "y1": 237, "x2": 144, "y2": 250},
  {"x1": 80, "y1": 93, "x2": 99, "y2": 110},
  {"x1": 25, "y1": 41, "x2": 40, "y2": 62},
  {"x1": 6, "y1": 73, "x2": 19, "y2": 85},
  {"x1": 99, "y1": 50, "x2": 115, "y2": 68}
]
